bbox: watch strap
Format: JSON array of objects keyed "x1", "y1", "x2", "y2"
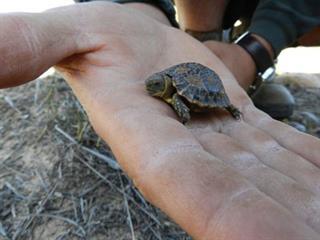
[
  {"x1": 234, "y1": 31, "x2": 274, "y2": 74},
  {"x1": 234, "y1": 31, "x2": 276, "y2": 95}
]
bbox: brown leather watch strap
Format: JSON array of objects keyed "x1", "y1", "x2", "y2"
[
  {"x1": 234, "y1": 31, "x2": 276, "y2": 96},
  {"x1": 234, "y1": 31, "x2": 274, "y2": 74}
]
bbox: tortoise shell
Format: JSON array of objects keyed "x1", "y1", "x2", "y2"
[{"x1": 165, "y1": 62, "x2": 231, "y2": 108}]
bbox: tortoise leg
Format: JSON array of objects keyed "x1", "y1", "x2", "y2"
[
  {"x1": 171, "y1": 93, "x2": 190, "y2": 124},
  {"x1": 226, "y1": 104, "x2": 242, "y2": 120}
]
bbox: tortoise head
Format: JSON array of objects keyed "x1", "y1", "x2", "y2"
[{"x1": 145, "y1": 73, "x2": 171, "y2": 97}]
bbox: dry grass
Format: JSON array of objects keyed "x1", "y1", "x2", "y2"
[
  {"x1": 0, "y1": 74, "x2": 191, "y2": 240},
  {"x1": 0, "y1": 72, "x2": 319, "y2": 240}
]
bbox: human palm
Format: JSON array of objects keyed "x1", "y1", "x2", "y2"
[{"x1": 2, "y1": 2, "x2": 320, "y2": 239}]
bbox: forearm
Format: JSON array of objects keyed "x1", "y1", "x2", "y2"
[
  {"x1": 124, "y1": 3, "x2": 172, "y2": 26},
  {"x1": 232, "y1": 33, "x2": 274, "y2": 89},
  {"x1": 0, "y1": 11, "x2": 79, "y2": 89},
  {"x1": 174, "y1": 0, "x2": 229, "y2": 31}
]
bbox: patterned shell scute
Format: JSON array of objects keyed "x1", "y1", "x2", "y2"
[{"x1": 166, "y1": 62, "x2": 231, "y2": 107}]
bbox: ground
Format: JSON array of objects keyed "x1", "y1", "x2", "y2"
[{"x1": 0, "y1": 72, "x2": 319, "y2": 240}]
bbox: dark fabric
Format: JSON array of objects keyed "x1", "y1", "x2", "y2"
[
  {"x1": 248, "y1": 0, "x2": 320, "y2": 56},
  {"x1": 224, "y1": 0, "x2": 320, "y2": 56},
  {"x1": 223, "y1": 0, "x2": 260, "y2": 29}
]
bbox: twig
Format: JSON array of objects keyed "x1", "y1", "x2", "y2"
[
  {"x1": 13, "y1": 184, "x2": 57, "y2": 240},
  {"x1": 55, "y1": 125, "x2": 120, "y2": 170},
  {"x1": 0, "y1": 222, "x2": 7, "y2": 237},
  {"x1": 37, "y1": 213, "x2": 86, "y2": 237},
  {"x1": 34, "y1": 80, "x2": 40, "y2": 105},
  {"x1": 0, "y1": 172, "x2": 11, "y2": 179},
  {"x1": 4, "y1": 96, "x2": 29, "y2": 119},
  {"x1": 72, "y1": 194, "x2": 79, "y2": 223},
  {"x1": 58, "y1": 161, "x2": 63, "y2": 179},
  {"x1": 11, "y1": 204, "x2": 17, "y2": 218},
  {"x1": 74, "y1": 155, "x2": 161, "y2": 225},
  {"x1": 3, "y1": 164, "x2": 29, "y2": 178},
  {"x1": 79, "y1": 180, "x2": 103, "y2": 197},
  {"x1": 80, "y1": 197, "x2": 86, "y2": 223},
  {"x1": 56, "y1": 229, "x2": 72, "y2": 240},
  {"x1": 35, "y1": 169, "x2": 49, "y2": 193},
  {"x1": 81, "y1": 146, "x2": 120, "y2": 170},
  {"x1": 54, "y1": 125, "x2": 77, "y2": 144},
  {"x1": 4, "y1": 96, "x2": 21, "y2": 113},
  {"x1": 132, "y1": 187, "x2": 149, "y2": 208},
  {"x1": 149, "y1": 226, "x2": 163, "y2": 240},
  {"x1": 36, "y1": 87, "x2": 54, "y2": 111},
  {"x1": 5, "y1": 182, "x2": 28, "y2": 200},
  {"x1": 35, "y1": 126, "x2": 48, "y2": 143},
  {"x1": 119, "y1": 172, "x2": 136, "y2": 240}
]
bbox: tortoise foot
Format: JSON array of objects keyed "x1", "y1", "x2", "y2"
[
  {"x1": 172, "y1": 93, "x2": 191, "y2": 124},
  {"x1": 227, "y1": 104, "x2": 242, "y2": 120}
]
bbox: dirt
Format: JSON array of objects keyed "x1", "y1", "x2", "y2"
[
  {"x1": 0, "y1": 72, "x2": 319, "y2": 240},
  {"x1": 0, "y1": 74, "x2": 190, "y2": 240}
]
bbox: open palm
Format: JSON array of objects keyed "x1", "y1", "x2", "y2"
[{"x1": 2, "y1": 2, "x2": 320, "y2": 239}]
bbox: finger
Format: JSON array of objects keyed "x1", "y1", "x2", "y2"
[
  {"x1": 196, "y1": 131, "x2": 320, "y2": 234},
  {"x1": 75, "y1": 76, "x2": 319, "y2": 239},
  {"x1": 215, "y1": 117, "x2": 320, "y2": 197},
  {"x1": 244, "y1": 105, "x2": 320, "y2": 167}
]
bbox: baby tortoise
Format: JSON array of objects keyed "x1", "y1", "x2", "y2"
[{"x1": 145, "y1": 62, "x2": 241, "y2": 123}]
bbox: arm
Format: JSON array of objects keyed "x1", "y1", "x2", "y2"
[
  {"x1": 0, "y1": 11, "x2": 79, "y2": 88},
  {"x1": 0, "y1": 1, "x2": 170, "y2": 89},
  {"x1": 2, "y1": 2, "x2": 320, "y2": 239}
]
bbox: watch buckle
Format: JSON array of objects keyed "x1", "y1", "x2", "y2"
[{"x1": 260, "y1": 66, "x2": 276, "y2": 82}]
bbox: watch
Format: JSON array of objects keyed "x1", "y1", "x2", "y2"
[{"x1": 234, "y1": 31, "x2": 276, "y2": 95}]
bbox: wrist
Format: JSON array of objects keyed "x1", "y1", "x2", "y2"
[
  {"x1": 251, "y1": 34, "x2": 274, "y2": 60},
  {"x1": 232, "y1": 43, "x2": 257, "y2": 89},
  {"x1": 234, "y1": 32, "x2": 276, "y2": 94}
]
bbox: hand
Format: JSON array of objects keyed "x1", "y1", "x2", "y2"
[{"x1": 2, "y1": 2, "x2": 320, "y2": 239}]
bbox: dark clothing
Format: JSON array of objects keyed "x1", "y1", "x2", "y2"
[
  {"x1": 223, "y1": 0, "x2": 260, "y2": 28},
  {"x1": 222, "y1": 0, "x2": 320, "y2": 56},
  {"x1": 224, "y1": 0, "x2": 320, "y2": 55},
  {"x1": 75, "y1": 0, "x2": 320, "y2": 56},
  {"x1": 245, "y1": 0, "x2": 320, "y2": 56}
]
